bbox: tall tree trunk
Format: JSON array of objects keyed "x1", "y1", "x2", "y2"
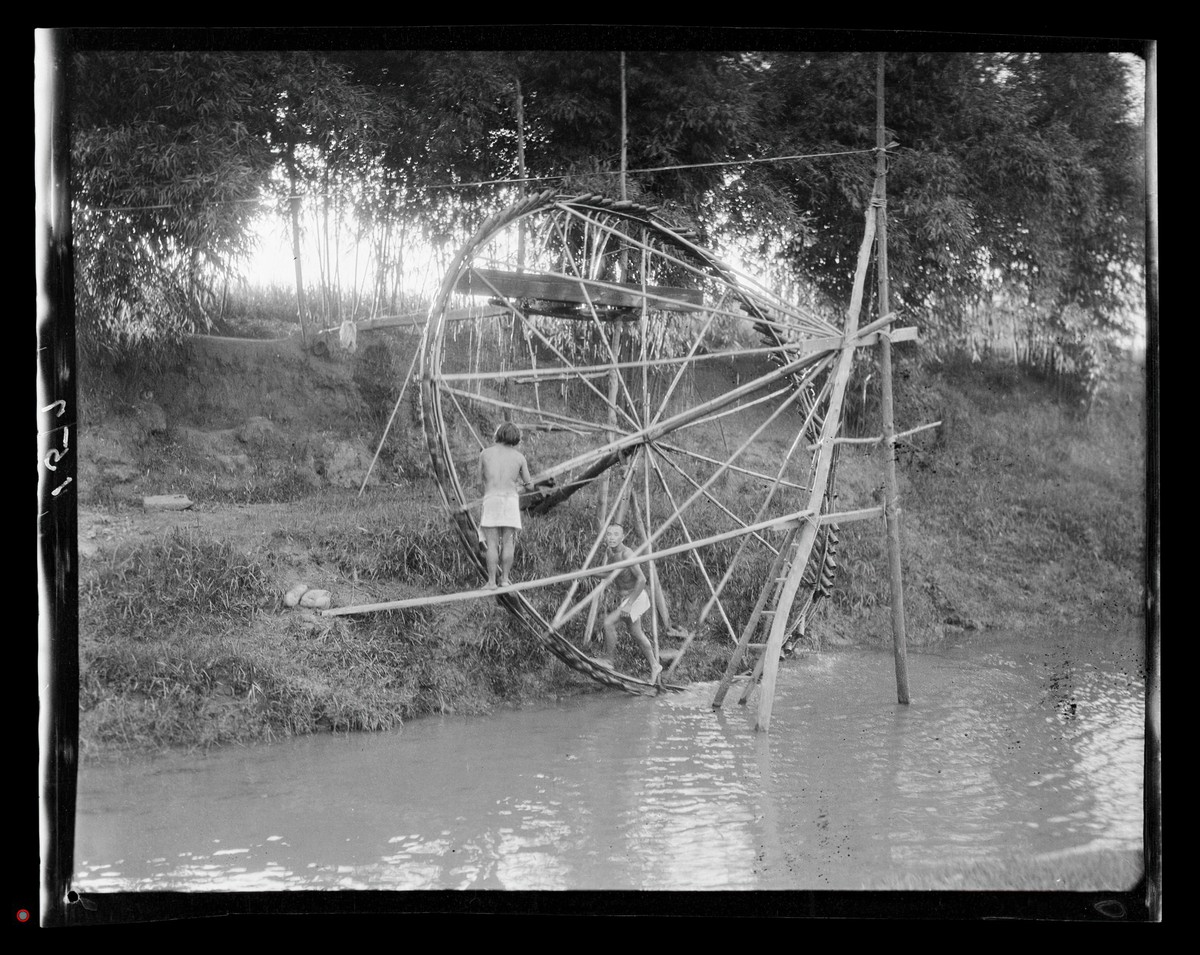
[
  {"x1": 286, "y1": 148, "x2": 309, "y2": 343},
  {"x1": 515, "y1": 76, "x2": 527, "y2": 271}
]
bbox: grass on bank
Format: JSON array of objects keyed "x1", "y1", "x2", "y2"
[
  {"x1": 78, "y1": 497, "x2": 748, "y2": 758},
  {"x1": 79, "y1": 521, "x2": 558, "y2": 758},
  {"x1": 802, "y1": 351, "x2": 1146, "y2": 643},
  {"x1": 78, "y1": 352, "x2": 1147, "y2": 758}
]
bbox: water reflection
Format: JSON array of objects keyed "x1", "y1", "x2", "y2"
[{"x1": 75, "y1": 629, "x2": 1144, "y2": 892}]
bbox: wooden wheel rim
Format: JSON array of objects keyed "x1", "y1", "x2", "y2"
[{"x1": 420, "y1": 191, "x2": 842, "y2": 692}]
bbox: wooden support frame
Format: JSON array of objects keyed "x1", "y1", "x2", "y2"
[
  {"x1": 412, "y1": 181, "x2": 920, "y2": 705},
  {"x1": 323, "y1": 502, "x2": 818, "y2": 618},
  {"x1": 455, "y1": 266, "x2": 705, "y2": 312},
  {"x1": 711, "y1": 524, "x2": 800, "y2": 708},
  {"x1": 751, "y1": 186, "x2": 880, "y2": 732},
  {"x1": 875, "y1": 52, "x2": 912, "y2": 706}
]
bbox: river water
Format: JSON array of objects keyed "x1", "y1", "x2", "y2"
[{"x1": 73, "y1": 628, "x2": 1145, "y2": 893}]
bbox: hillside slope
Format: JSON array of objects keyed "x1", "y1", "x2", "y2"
[{"x1": 74, "y1": 331, "x2": 1147, "y2": 759}]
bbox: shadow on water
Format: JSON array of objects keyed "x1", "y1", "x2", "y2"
[{"x1": 74, "y1": 627, "x2": 1145, "y2": 892}]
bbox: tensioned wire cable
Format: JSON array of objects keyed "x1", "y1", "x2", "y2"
[{"x1": 80, "y1": 145, "x2": 892, "y2": 213}]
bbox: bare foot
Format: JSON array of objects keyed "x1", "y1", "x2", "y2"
[
  {"x1": 499, "y1": 577, "x2": 512, "y2": 588},
  {"x1": 649, "y1": 662, "x2": 663, "y2": 684},
  {"x1": 484, "y1": 581, "x2": 499, "y2": 591}
]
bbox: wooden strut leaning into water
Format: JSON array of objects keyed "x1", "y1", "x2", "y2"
[
  {"x1": 738, "y1": 185, "x2": 882, "y2": 731},
  {"x1": 720, "y1": 54, "x2": 913, "y2": 727}
]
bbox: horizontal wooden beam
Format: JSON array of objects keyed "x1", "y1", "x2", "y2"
[
  {"x1": 315, "y1": 306, "x2": 510, "y2": 336},
  {"x1": 807, "y1": 418, "x2": 940, "y2": 451},
  {"x1": 773, "y1": 505, "x2": 885, "y2": 530},
  {"x1": 456, "y1": 267, "x2": 704, "y2": 312},
  {"x1": 861, "y1": 325, "x2": 918, "y2": 345},
  {"x1": 854, "y1": 310, "x2": 898, "y2": 340},
  {"x1": 323, "y1": 503, "x2": 818, "y2": 617}
]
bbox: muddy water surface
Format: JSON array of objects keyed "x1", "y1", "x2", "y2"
[{"x1": 74, "y1": 628, "x2": 1145, "y2": 892}]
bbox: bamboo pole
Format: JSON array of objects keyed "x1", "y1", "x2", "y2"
[
  {"x1": 552, "y1": 385, "x2": 810, "y2": 633},
  {"x1": 651, "y1": 445, "x2": 780, "y2": 554},
  {"x1": 654, "y1": 440, "x2": 811, "y2": 493},
  {"x1": 739, "y1": 640, "x2": 769, "y2": 705},
  {"x1": 325, "y1": 502, "x2": 818, "y2": 617},
  {"x1": 712, "y1": 524, "x2": 800, "y2": 708},
  {"x1": 853, "y1": 310, "x2": 899, "y2": 340},
  {"x1": 647, "y1": 290, "x2": 727, "y2": 428},
  {"x1": 444, "y1": 388, "x2": 486, "y2": 451},
  {"x1": 357, "y1": 326, "x2": 427, "y2": 496},
  {"x1": 436, "y1": 338, "x2": 819, "y2": 383},
  {"x1": 287, "y1": 159, "x2": 309, "y2": 344},
  {"x1": 644, "y1": 447, "x2": 739, "y2": 645},
  {"x1": 662, "y1": 628, "x2": 695, "y2": 681},
  {"x1": 630, "y1": 495, "x2": 671, "y2": 637},
  {"x1": 552, "y1": 202, "x2": 839, "y2": 336},
  {"x1": 754, "y1": 185, "x2": 880, "y2": 732},
  {"x1": 538, "y1": 220, "x2": 642, "y2": 420},
  {"x1": 808, "y1": 419, "x2": 940, "y2": 450},
  {"x1": 620, "y1": 52, "x2": 628, "y2": 204},
  {"x1": 597, "y1": 324, "x2": 623, "y2": 541},
  {"x1": 699, "y1": 369, "x2": 835, "y2": 623},
  {"x1": 440, "y1": 386, "x2": 616, "y2": 438},
  {"x1": 876, "y1": 52, "x2": 911, "y2": 705},
  {"x1": 453, "y1": 345, "x2": 828, "y2": 507},
  {"x1": 638, "y1": 237, "x2": 661, "y2": 665},
  {"x1": 487, "y1": 239, "x2": 827, "y2": 334},
  {"x1": 515, "y1": 75, "x2": 526, "y2": 270},
  {"x1": 473, "y1": 267, "x2": 642, "y2": 431},
  {"x1": 555, "y1": 449, "x2": 641, "y2": 625}
]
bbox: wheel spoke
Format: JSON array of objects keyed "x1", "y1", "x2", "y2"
[
  {"x1": 645, "y1": 447, "x2": 740, "y2": 644},
  {"x1": 555, "y1": 201, "x2": 840, "y2": 335},
  {"x1": 444, "y1": 386, "x2": 487, "y2": 451},
  {"x1": 648, "y1": 443, "x2": 776, "y2": 549},
  {"x1": 463, "y1": 266, "x2": 642, "y2": 432},
  {"x1": 647, "y1": 287, "x2": 730, "y2": 428},
  {"x1": 438, "y1": 385, "x2": 629, "y2": 439},
  {"x1": 546, "y1": 215, "x2": 643, "y2": 421},
  {"x1": 654, "y1": 440, "x2": 809, "y2": 494},
  {"x1": 697, "y1": 368, "x2": 838, "y2": 623},
  {"x1": 553, "y1": 448, "x2": 642, "y2": 626},
  {"x1": 435, "y1": 339, "x2": 813, "y2": 384}
]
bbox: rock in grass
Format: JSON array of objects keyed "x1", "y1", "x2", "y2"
[
  {"x1": 283, "y1": 583, "x2": 310, "y2": 607},
  {"x1": 299, "y1": 589, "x2": 332, "y2": 610},
  {"x1": 143, "y1": 494, "x2": 193, "y2": 511}
]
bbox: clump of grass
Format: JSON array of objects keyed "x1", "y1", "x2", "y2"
[
  {"x1": 314, "y1": 520, "x2": 475, "y2": 589},
  {"x1": 82, "y1": 529, "x2": 274, "y2": 640},
  {"x1": 205, "y1": 467, "x2": 320, "y2": 506}
]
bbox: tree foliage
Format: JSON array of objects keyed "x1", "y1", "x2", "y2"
[
  {"x1": 738, "y1": 51, "x2": 1144, "y2": 333},
  {"x1": 69, "y1": 46, "x2": 1146, "y2": 362},
  {"x1": 71, "y1": 52, "x2": 276, "y2": 356}
]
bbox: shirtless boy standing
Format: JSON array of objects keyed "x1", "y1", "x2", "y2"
[
  {"x1": 600, "y1": 523, "x2": 662, "y2": 684},
  {"x1": 477, "y1": 422, "x2": 533, "y2": 589}
]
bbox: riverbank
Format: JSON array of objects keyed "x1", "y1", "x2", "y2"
[{"x1": 74, "y1": 332, "x2": 1146, "y2": 760}]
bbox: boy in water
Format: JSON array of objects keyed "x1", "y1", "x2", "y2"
[
  {"x1": 478, "y1": 422, "x2": 534, "y2": 590},
  {"x1": 599, "y1": 523, "x2": 662, "y2": 684}
]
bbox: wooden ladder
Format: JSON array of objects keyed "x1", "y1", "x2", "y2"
[{"x1": 711, "y1": 524, "x2": 802, "y2": 709}]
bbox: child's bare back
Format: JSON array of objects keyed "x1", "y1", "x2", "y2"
[{"x1": 479, "y1": 444, "x2": 530, "y2": 497}]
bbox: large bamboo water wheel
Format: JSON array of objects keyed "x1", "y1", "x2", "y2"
[{"x1": 419, "y1": 190, "x2": 847, "y2": 694}]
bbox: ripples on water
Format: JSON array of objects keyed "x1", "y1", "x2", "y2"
[{"x1": 74, "y1": 629, "x2": 1145, "y2": 892}]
